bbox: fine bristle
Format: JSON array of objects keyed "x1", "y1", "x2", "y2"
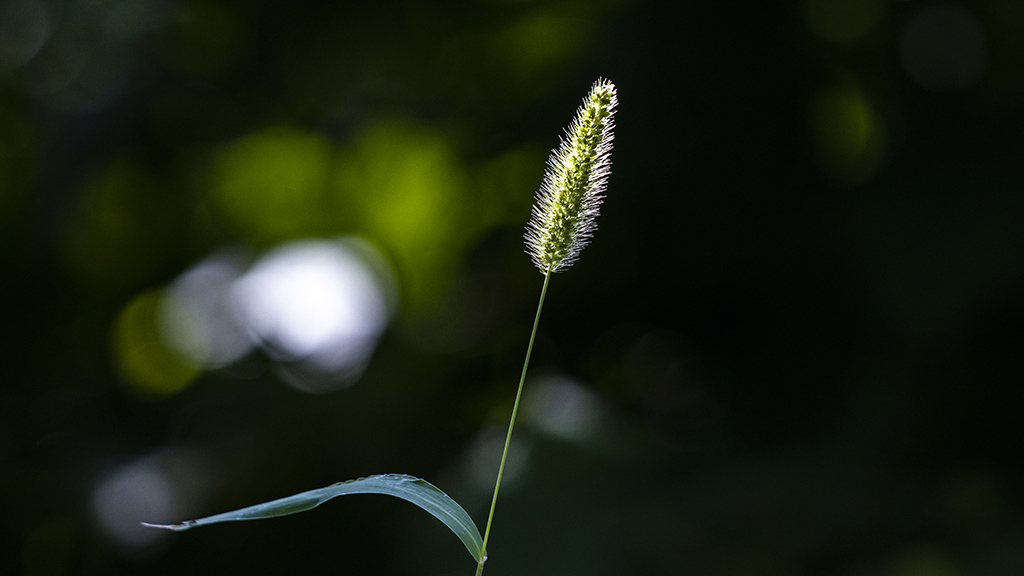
[{"x1": 525, "y1": 79, "x2": 617, "y2": 274}]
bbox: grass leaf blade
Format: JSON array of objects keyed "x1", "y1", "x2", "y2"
[{"x1": 142, "y1": 473, "x2": 484, "y2": 562}]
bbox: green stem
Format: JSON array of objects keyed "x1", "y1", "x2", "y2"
[{"x1": 475, "y1": 271, "x2": 551, "y2": 576}]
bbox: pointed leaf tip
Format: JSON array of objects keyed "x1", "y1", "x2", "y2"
[{"x1": 140, "y1": 522, "x2": 186, "y2": 531}]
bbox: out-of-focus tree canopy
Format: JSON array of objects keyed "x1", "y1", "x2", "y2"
[{"x1": 2, "y1": 1, "x2": 1023, "y2": 575}]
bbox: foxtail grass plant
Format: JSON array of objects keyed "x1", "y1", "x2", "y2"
[{"x1": 144, "y1": 78, "x2": 618, "y2": 575}]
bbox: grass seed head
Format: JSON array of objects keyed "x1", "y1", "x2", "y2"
[{"x1": 525, "y1": 78, "x2": 617, "y2": 274}]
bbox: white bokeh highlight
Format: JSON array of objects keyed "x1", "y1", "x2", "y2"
[
  {"x1": 91, "y1": 447, "x2": 214, "y2": 554},
  {"x1": 160, "y1": 249, "x2": 250, "y2": 368},
  {"x1": 157, "y1": 237, "x2": 396, "y2": 392},
  {"x1": 91, "y1": 462, "x2": 176, "y2": 551},
  {"x1": 231, "y1": 238, "x2": 396, "y2": 388},
  {"x1": 523, "y1": 375, "x2": 607, "y2": 443},
  {"x1": 464, "y1": 427, "x2": 531, "y2": 493}
]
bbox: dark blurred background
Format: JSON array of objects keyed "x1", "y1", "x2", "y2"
[{"x1": 2, "y1": 0, "x2": 1023, "y2": 574}]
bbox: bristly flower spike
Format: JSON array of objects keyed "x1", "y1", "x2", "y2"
[
  {"x1": 525, "y1": 78, "x2": 617, "y2": 274},
  {"x1": 481, "y1": 79, "x2": 617, "y2": 576}
]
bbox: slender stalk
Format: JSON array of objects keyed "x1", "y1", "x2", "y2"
[{"x1": 475, "y1": 270, "x2": 551, "y2": 576}]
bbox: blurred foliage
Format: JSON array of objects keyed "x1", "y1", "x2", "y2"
[
  {"x1": 210, "y1": 124, "x2": 337, "y2": 245},
  {"x1": 334, "y1": 118, "x2": 482, "y2": 311},
  {"x1": 810, "y1": 80, "x2": 886, "y2": 185},
  {"x1": 113, "y1": 288, "x2": 199, "y2": 398},
  {"x1": 1, "y1": 0, "x2": 1024, "y2": 575}
]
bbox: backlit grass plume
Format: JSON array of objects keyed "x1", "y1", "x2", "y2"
[
  {"x1": 144, "y1": 79, "x2": 619, "y2": 576},
  {"x1": 476, "y1": 78, "x2": 616, "y2": 575},
  {"x1": 526, "y1": 78, "x2": 617, "y2": 274}
]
